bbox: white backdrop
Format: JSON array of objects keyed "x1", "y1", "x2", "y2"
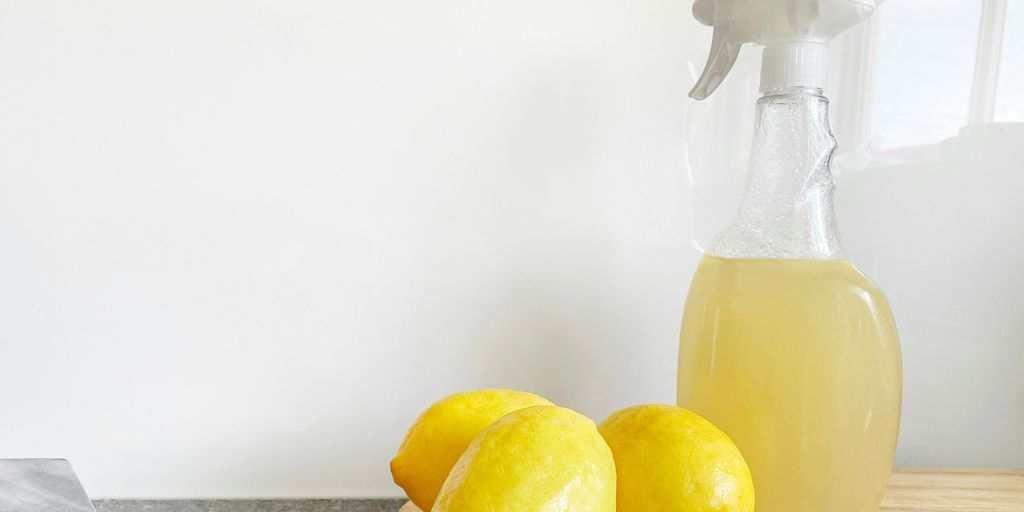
[{"x1": 0, "y1": 0, "x2": 1020, "y2": 499}]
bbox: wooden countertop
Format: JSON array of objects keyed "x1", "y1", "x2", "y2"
[{"x1": 881, "y1": 469, "x2": 1024, "y2": 511}]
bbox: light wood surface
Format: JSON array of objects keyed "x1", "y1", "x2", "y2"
[{"x1": 881, "y1": 469, "x2": 1024, "y2": 511}]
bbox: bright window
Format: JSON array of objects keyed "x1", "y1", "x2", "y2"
[
  {"x1": 861, "y1": 0, "x2": 1022, "y2": 151},
  {"x1": 870, "y1": 0, "x2": 983, "y2": 149},
  {"x1": 995, "y1": 0, "x2": 1024, "y2": 121}
]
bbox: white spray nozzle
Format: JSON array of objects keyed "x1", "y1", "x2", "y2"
[{"x1": 689, "y1": 0, "x2": 876, "y2": 100}]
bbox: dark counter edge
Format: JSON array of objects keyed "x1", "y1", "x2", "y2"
[{"x1": 92, "y1": 499, "x2": 408, "y2": 512}]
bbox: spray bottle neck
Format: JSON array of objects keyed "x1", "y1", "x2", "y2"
[{"x1": 708, "y1": 87, "x2": 845, "y2": 260}]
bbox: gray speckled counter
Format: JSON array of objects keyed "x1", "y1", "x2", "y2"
[
  {"x1": 92, "y1": 500, "x2": 406, "y2": 512},
  {"x1": 0, "y1": 459, "x2": 405, "y2": 512}
]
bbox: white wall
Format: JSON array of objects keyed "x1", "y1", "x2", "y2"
[{"x1": 0, "y1": 0, "x2": 1020, "y2": 500}]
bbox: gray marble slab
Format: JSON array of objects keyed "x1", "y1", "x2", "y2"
[
  {"x1": 0, "y1": 459, "x2": 96, "y2": 512},
  {"x1": 91, "y1": 500, "x2": 406, "y2": 512}
]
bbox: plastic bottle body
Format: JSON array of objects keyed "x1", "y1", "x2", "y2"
[{"x1": 678, "y1": 256, "x2": 901, "y2": 512}]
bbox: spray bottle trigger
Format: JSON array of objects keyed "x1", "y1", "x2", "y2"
[{"x1": 689, "y1": 25, "x2": 742, "y2": 100}]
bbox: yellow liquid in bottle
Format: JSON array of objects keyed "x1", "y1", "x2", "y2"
[{"x1": 678, "y1": 256, "x2": 902, "y2": 512}]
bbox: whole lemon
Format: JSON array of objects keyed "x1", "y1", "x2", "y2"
[
  {"x1": 433, "y1": 406, "x2": 616, "y2": 512},
  {"x1": 390, "y1": 389, "x2": 552, "y2": 510},
  {"x1": 599, "y1": 404, "x2": 754, "y2": 512}
]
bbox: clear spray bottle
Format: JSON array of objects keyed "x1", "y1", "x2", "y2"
[{"x1": 677, "y1": 1, "x2": 902, "y2": 511}]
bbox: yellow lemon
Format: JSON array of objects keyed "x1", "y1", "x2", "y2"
[
  {"x1": 599, "y1": 404, "x2": 754, "y2": 512},
  {"x1": 433, "y1": 406, "x2": 616, "y2": 512},
  {"x1": 390, "y1": 389, "x2": 552, "y2": 510}
]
